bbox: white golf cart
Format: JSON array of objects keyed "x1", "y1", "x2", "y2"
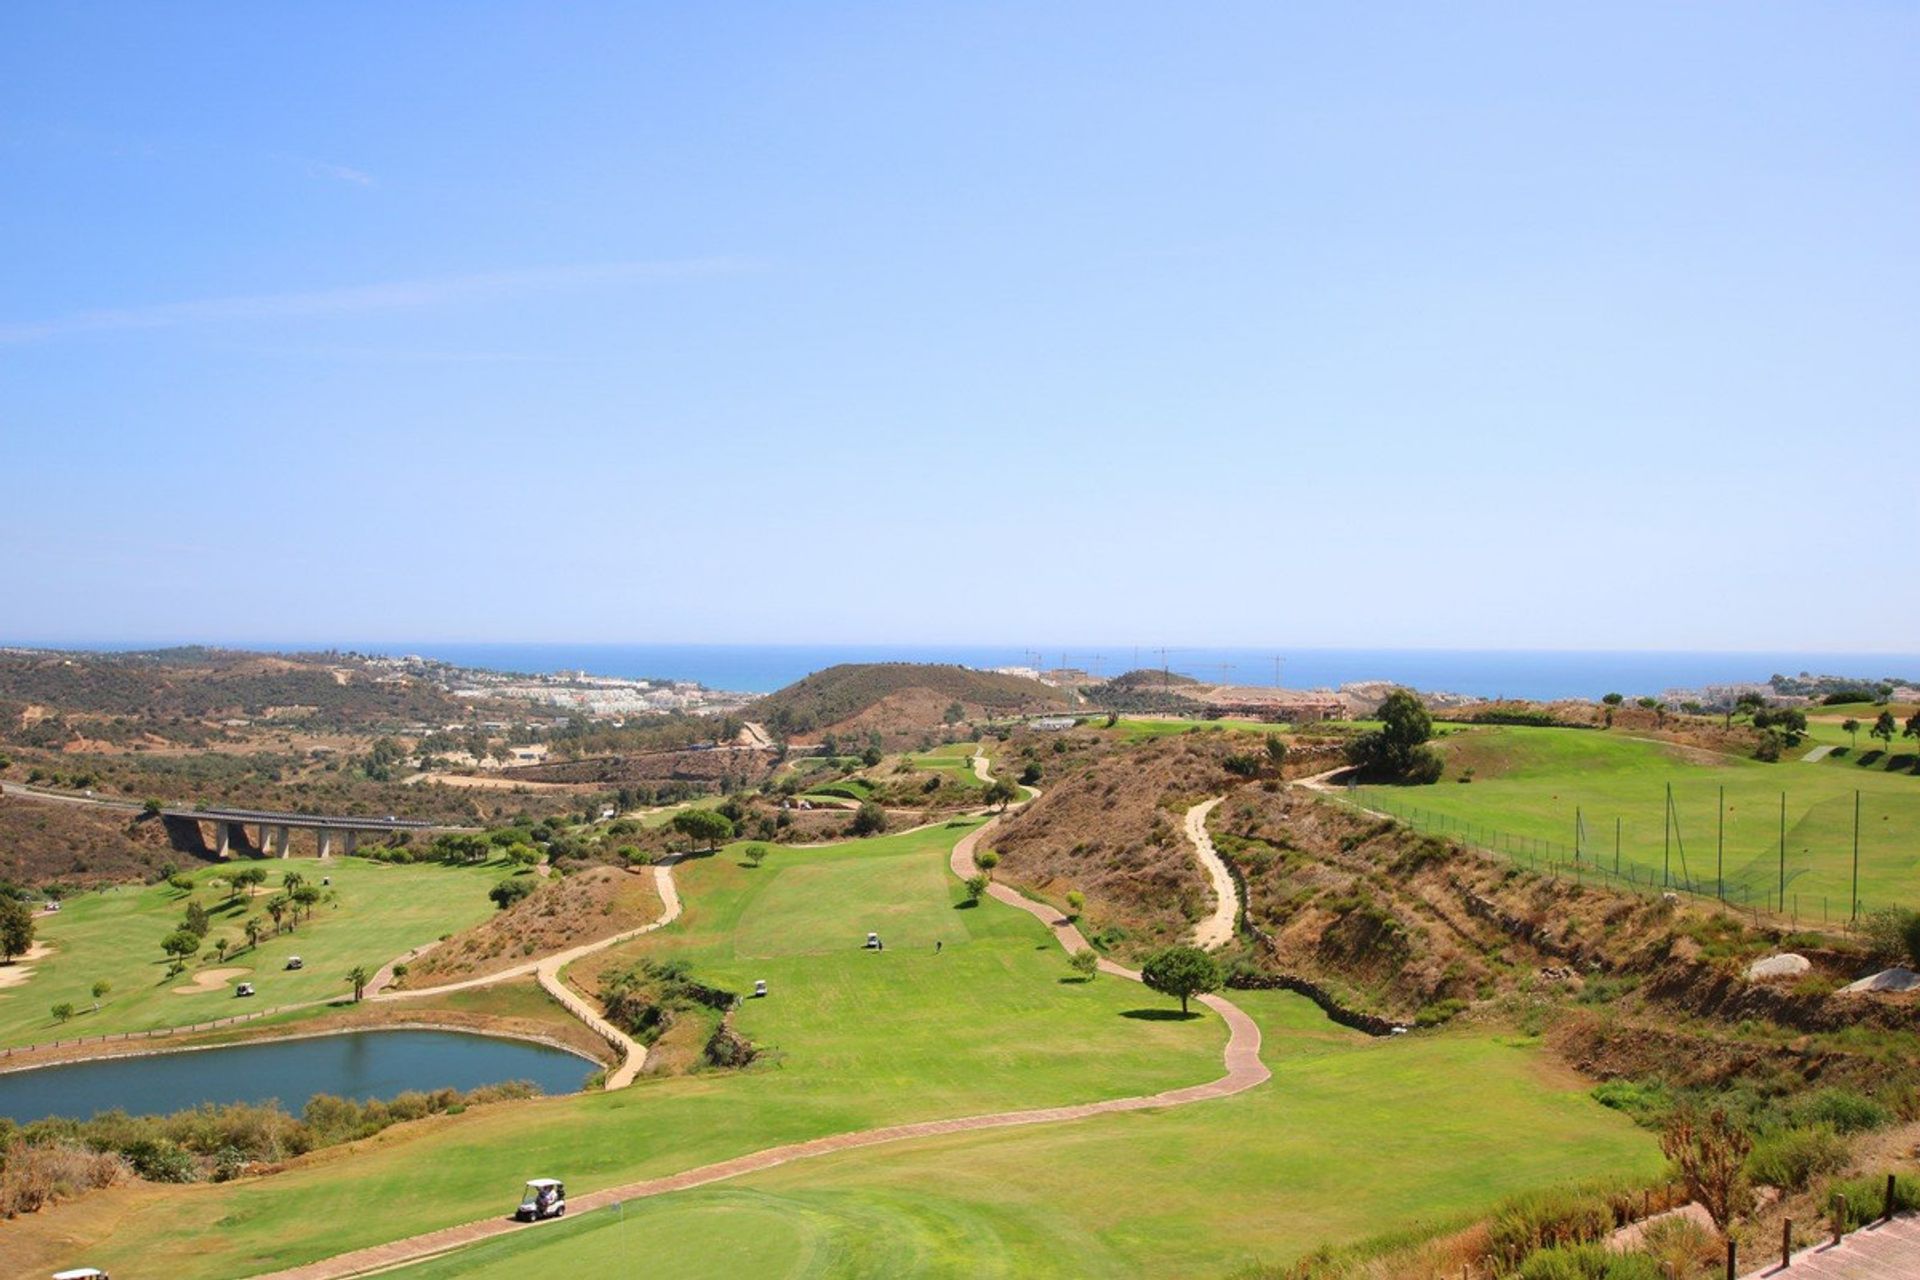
[
  {"x1": 235, "y1": 982, "x2": 256, "y2": 998},
  {"x1": 53, "y1": 1269, "x2": 111, "y2": 1280},
  {"x1": 515, "y1": 1177, "x2": 566, "y2": 1222}
]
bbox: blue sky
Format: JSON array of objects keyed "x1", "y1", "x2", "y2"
[{"x1": 2, "y1": 3, "x2": 1914, "y2": 650}]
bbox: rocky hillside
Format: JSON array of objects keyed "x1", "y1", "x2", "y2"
[
  {"x1": 981, "y1": 733, "x2": 1241, "y2": 955},
  {"x1": 399, "y1": 865, "x2": 661, "y2": 986},
  {"x1": 751, "y1": 664, "x2": 1067, "y2": 745}
]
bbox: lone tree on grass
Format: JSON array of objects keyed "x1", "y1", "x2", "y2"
[
  {"x1": 161, "y1": 929, "x2": 200, "y2": 967},
  {"x1": 233, "y1": 866, "x2": 268, "y2": 898},
  {"x1": 1843, "y1": 717, "x2": 1861, "y2": 749},
  {"x1": 51, "y1": 1002, "x2": 74, "y2": 1024},
  {"x1": 671, "y1": 808, "x2": 735, "y2": 852},
  {"x1": 850, "y1": 802, "x2": 888, "y2": 836},
  {"x1": 975, "y1": 849, "x2": 1000, "y2": 879},
  {"x1": 1139, "y1": 945, "x2": 1221, "y2": 1015},
  {"x1": 743, "y1": 843, "x2": 769, "y2": 868},
  {"x1": 1871, "y1": 710, "x2": 1897, "y2": 755},
  {"x1": 1346, "y1": 689, "x2": 1443, "y2": 784},
  {"x1": 963, "y1": 873, "x2": 990, "y2": 905},
  {"x1": 1069, "y1": 948, "x2": 1099, "y2": 980},
  {"x1": 346, "y1": 964, "x2": 372, "y2": 1003},
  {"x1": 0, "y1": 896, "x2": 34, "y2": 962},
  {"x1": 984, "y1": 779, "x2": 1019, "y2": 811}
]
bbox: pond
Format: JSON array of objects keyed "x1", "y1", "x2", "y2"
[{"x1": 0, "y1": 1029, "x2": 597, "y2": 1123}]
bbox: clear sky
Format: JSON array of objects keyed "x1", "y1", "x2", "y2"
[{"x1": 2, "y1": 4, "x2": 1914, "y2": 650}]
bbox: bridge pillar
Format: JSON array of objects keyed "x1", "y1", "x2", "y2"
[
  {"x1": 344, "y1": 830, "x2": 358, "y2": 856},
  {"x1": 318, "y1": 829, "x2": 333, "y2": 859},
  {"x1": 278, "y1": 826, "x2": 292, "y2": 858},
  {"x1": 215, "y1": 822, "x2": 232, "y2": 858},
  {"x1": 257, "y1": 824, "x2": 274, "y2": 857}
]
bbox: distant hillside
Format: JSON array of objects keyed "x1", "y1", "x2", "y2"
[
  {"x1": 751, "y1": 664, "x2": 1067, "y2": 742},
  {"x1": 1106, "y1": 668, "x2": 1200, "y2": 691},
  {"x1": 0, "y1": 647, "x2": 473, "y2": 741}
]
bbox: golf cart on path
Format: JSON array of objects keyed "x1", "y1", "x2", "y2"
[
  {"x1": 53, "y1": 1270, "x2": 110, "y2": 1280},
  {"x1": 515, "y1": 1178, "x2": 566, "y2": 1221}
]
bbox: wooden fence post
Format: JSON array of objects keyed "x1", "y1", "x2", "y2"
[
  {"x1": 1781, "y1": 1217, "x2": 1792, "y2": 1268},
  {"x1": 1885, "y1": 1173, "x2": 1897, "y2": 1222},
  {"x1": 1833, "y1": 1194, "x2": 1846, "y2": 1245},
  {"x1": 1725, "y1": 1237, "x2": 1735, "y2": 1280}
]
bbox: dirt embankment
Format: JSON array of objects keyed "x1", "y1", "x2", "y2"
[
  {"x1": 401, "y1": 867, "x2": 662, "y2": 988},
  {"x1": 981, "y1": 735, "x2": 1240, "y2": 956},
  {"x1": 0, "y1": 799, "x2": 178, "y2": 886}
]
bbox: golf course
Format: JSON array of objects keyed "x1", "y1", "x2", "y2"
[
  {"x1": 1350, "y1": 725, "x2": 1920, "y2": 917},
  {"x1": 0, "y1": 857, "x2": 516, "y2": 1050},
  {"x1": 3, "y1": 817, "x2": 1659, "y2": 1279}
]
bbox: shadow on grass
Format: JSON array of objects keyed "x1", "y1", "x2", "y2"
[
  {"x1": 953, "y1": 899, "x2": 982, "y2": 910},
  {"x1": 1057, "y1": 975, "x2": 1095, "y2": 985},
  {"x1": 1121, "y1": 1008, "x2": 1203, "y2": 1022}
]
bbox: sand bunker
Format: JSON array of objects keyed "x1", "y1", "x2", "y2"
[
  {"x1": 0, "y1": 941, "x2": 54, "y2": 990},
  {"x1": 171, "y1": 966, "x2": 251, "y2": 995}
]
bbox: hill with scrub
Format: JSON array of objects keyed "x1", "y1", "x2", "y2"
[{"x1": 751, "y1": 663, "x2": 1067, "y2": 744}]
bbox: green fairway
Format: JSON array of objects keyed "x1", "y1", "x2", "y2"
[
  {"x1": 31, "y1": 822, "x2": 1224, "y2": 1279},
  {"x1": 1108, "y1": 717, "x2": 1279, "y2": 741},
  {"x1": 0, "y1": 857, "x2": 513, "y2": 1048},
  {"x1": 1350, "y1": 726, "x2": 1920, "y2": 917},
  {"x1": 390, "y1": 993, "x2": 1660, "y2": 1280},
  {"x1": 901, "y1": 742, "x2": 986, "y2": 788}
]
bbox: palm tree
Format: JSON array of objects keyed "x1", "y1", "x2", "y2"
[
  {"x1": 243, "y1": 916, "x2": 265, "y2": 951},
  {"x1": 346, "y1": 965, "x2": 372, "y2": 1003},
  {"x1": 1843, "y1": 718, "x2": 1861, "y2": 749}
]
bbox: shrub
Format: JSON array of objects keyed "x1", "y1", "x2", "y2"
[
  {"x1": 0, "y1": 1139, "x2": 126, "y2": 1216},
  {"x1": 1789, "y1": 1088, "x2": 1892, "y2": 1135},
  {"x1": 1591, "y1": 1079, "x2": 1672, "y2": 1127},
  {"x1": 488, "y1": 878, "x2": 537, "y2": 910},
  {"x1": 1748, "y1": 1124, "x2": 1848, "y2": 1191},
  {"x1": 1485, "y1": 1185, "x2": 1619, "y2": 1270},
  {"x1": 1069, "y1": 948, "x2": 1099, "y2": 979},
  {"x1": 1828, "y1": 1172, "x2": 1920, "y2": 1230},
  {"x1": 123, "y1": 1138, "x2": 196, "y2": 1183},
  {"x1": 1516, "y1": 1243, "x2": 1661, "y2": 1280},
  {"x1": 850, "y1": 802, "x2": 888, "y2": 836},
  {"x1": 1414, "y1": 997, "x2": 1467, "y2": 1027}
]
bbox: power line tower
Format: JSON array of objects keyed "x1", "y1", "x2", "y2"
[
  {"x1": 1272, "y1": 655, "x2": 1285, "y2": 688},
  {"x1": 1153, "y1": 646, "x2": 1172, "y2": 692}
]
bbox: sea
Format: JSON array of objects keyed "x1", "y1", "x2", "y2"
[{"x1": 324, "y1": 644, "x2": 1920, "y2": 702}]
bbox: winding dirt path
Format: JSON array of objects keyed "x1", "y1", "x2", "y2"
[
  {"x1": 370, "y1": 861, "x2": 682, "y2": 1087},
  {"x1": 251, "y1": 789, "x2": 1270, "y2": 1280},
  {"x1": 1182, "y1": 796, "x2": 1237, "y2": 950}
]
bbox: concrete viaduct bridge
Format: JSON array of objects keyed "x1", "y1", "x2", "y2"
[{"x1": 161, "y1": 807, "x2": 441, "y2": 859}]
